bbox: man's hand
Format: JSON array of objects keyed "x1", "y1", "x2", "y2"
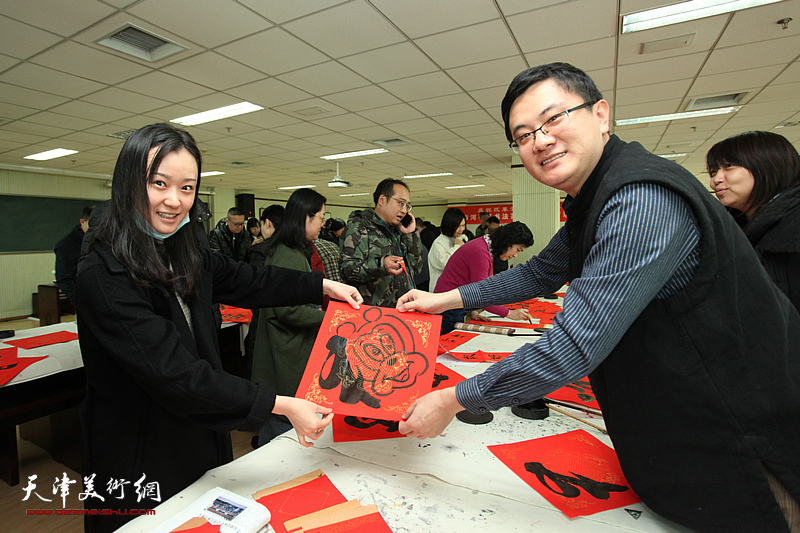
[
  {"x1": 396, "y1": 288, "x2": 463, "y2": 314},
  {"x1": 507, "y1": 308, "x2": 531, "y2": 322},
  {"x1": 273, "y1": 396, "x2": 334, "y2": 447},
  {"x1": 397, "y1": 212, "x2": 416, "y2": 234},
  {"x1": 322, "y1": 279, "x2": 363, "y2": 308},
  {"x1": 398, "y1": 388, "x2": 463, "y2": 439},
  {"x1": 383, "y1": 255, "x2": 405, "y2": 276}
]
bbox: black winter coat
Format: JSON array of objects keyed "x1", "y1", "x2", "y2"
[{"x1": 75, "y1": 240, "x2": 322, "y2": 532}]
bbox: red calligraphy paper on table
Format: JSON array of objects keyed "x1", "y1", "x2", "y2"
[
  {"x1": 218, "y1": 305, "x2": 252, "y2": 323},
  {"x1": 488, "y1": 430, "x2": 640, "y2": 518},
  {"x1": 303, "y1": 506, "x2": 392, "y2": 533},
  {"x1": 171, "y1": 517, "x2": 221, "y2": 532},
  {"x1": 0, "y1": 346, "x2": 48, "y2": 386},
  {"x1": 466, "y1": 319, "x2": 541, "y2": 330},
  {"x1": 331, "y1": 363, "x2": 465, "y2": 442},
  {"x1": 296, "y1": 302, "x2": 440, "y2": 421},
  {"x1": 437, "y1": 330, "x2": 478, "y2": 354},
  {"x1": 253, "y1": 470, "x2": 347, "y2": 533},
  {"x1": 4, "y1": 331, "x2": 78, "y2": 350},
  {"x1": 545, "y1": 379, "x2": 601, "y2": 412},
  {"x1": 446, "y1": 350, "x2": 513, "y2": 363}
]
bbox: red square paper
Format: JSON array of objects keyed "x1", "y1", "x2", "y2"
[
  {"x1": 296, "y1": 302, "x2": 440, "y2": 421},
  {"x1": 0, "y1": 346, "x2": 48, "y2": 386},
  {"x1": 254, "y1": 473, "x2": 347, "y2": 533},
  {"x1": 488, "y1": 430, "x2": 640, "y2": 518},
  {"x1": 545, "y1": 379, "x2": 600, "y2": 412},
  {"x1": 5, "y1": 331, "x2": 78, "y2": 350}
]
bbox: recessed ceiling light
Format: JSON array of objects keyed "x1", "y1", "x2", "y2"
[
  {"x1": 615, "y1": 106, "x2": 741, "y2": 126},
  {"x1": 445, "y1": 184, "x2": 485, "y2": 189},
  {"x1": 24, "y1": 148, "x2": 78, "y2": 161},
  {"x1": 339, "y1": 192, "x2": 371, "y2": 197},
  {"x1": 201, "y1": 171, "x2": 225, "y2": 177},
  {"x1": 621, "y1": 0, "x2": 784, "y2": 34},
  {"x1": 171, "y1": 102, "x2": 264, "y2": 126},
  {"x1": 321, "y1": 149, "x2": 388, "y2": 160},
  {"x1": 404, "y1": 173, "x2": 453, "y2": 179},
  {"x1": 278, "y1": 185, "x2": 316, "y2": 190}
]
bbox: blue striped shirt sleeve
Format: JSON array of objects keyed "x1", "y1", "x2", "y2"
[{"x1": 455, "y1": 183, "x2": 701, "y2": 412}]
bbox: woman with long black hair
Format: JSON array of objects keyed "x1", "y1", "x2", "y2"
[
  {"x1": 707, "y1": 131, "x2": 800, "y2": 311},
  {"x1": 75, "y1": 123, "x2": 361, "y2": 532},
  {"x1": 252, "y1": 188, "x2": 329, "y2": 445}
]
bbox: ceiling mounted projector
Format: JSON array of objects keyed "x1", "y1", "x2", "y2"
[{"x1": 328, "y1": 162, "x2": 352, "y2": 187}]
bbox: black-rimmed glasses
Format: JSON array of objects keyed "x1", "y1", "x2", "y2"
[{"x1": 509, "y1": 101, "x2": 597, "y2": 154}]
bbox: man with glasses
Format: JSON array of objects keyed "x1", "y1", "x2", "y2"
[
  {"x1": 341, "y1": 178, "x2": 423, "y2": 306},
  {"x1": 397, "y1": 63, "x2": 800, "y2": 532},
  {"x1": 209, "y1": 206, "x2": 251, "y2": 262}
]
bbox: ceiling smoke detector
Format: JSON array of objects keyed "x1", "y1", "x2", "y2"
[{"x1": 328, "y1": 162, "x2": 352, "y2": 188}]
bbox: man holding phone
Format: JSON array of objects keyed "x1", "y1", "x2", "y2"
[{"x1": 340, "y1": 178, "x2": 423, "y2": 306}]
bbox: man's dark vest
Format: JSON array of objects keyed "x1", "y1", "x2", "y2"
[{"x1": 565, "y1": 136, "x2": 800, "y2": 532}]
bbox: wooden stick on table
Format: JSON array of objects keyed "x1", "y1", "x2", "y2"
[{"x1": 545, "y1": 403, "x2": 608, "y2": 434}]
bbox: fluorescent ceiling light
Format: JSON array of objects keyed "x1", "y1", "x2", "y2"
[
  {"x1": 200, "y1": 171, "x2": 225, "y2": 177},
  {"x1": 404, "y1": 172, "x2": 453, "y2": 179},
  {"x1": 445, "y1": 184, "x2": 485, "y2": 189},
  {"x1": 622, "y1": 0, "x2": 784, "y2": 34},
  {"x1": 615, "y1": 106, "x2": 741, "y2": 126},
  {"x1": 321, "y1": 148, "x2": 388, "y2": 160},
  {"x1": 658, "y1": 153, "x2": 690, "y2": 159},
  {"x1": 474, "y1": 192, "x2": 509, "y2": 197},
  {"x1": 171, "y1": 102, "x2": 264, "y2": 126},
  {"x1": 339, "y1": 192, "x2": 371, "y2": 197},
  {"x1": 24, "y1": 148, "x2": 78, "y2": 161},
  {"x1": 278, "y1": 185, "x2": 316, "y2": 190}
]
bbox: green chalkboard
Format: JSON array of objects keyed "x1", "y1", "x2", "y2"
[{"x1": 0, "y1": 195, "x2": 102, "y2": 252}]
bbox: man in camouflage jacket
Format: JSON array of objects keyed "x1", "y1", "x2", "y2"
[{"x1": 340, "y1": 179, "x2": 423, "y2": 307}]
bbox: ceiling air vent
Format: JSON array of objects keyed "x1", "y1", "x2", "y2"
[
  {"x1": 97, "y1": 24, "x2": 186, "y2": 62},
  {"x1": 107, "y1": 129, "x2": 136, "y2": 140},
  {"x1": 373, "y1": 138, "x2": 408, "y2": 147},
  {"x1": 224, "y1": 161, "x2": 253, "y2": 168},
  {"x1": 686, "y1": 92, "x2": 748, "y2": 112}
]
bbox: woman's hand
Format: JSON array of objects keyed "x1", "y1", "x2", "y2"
[
  {"x1": 272, "y1": 396, "x2": 333, "y2": 447},
  {"x1": 507, "y1": 308, "x2": 531, "y2": 322},
  {"x1": 398, "y1": 388, "x2": 463, "y2": 439},
  {"x1": 322, "y1": 279, "x2": 362, "y2": 309},
  {"x1": 396, "y1": 288, "x2": 463, "y2": 314}
]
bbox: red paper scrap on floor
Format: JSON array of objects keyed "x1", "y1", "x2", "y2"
[
  {"x1": 304, "y1": 507, "x2": 392, "y2": 533},
  {"x1": 545, "y1": 379, "x2": 600, "y2": 411},
  {"x1": 488, "y1": 430, "x2": 640, "y2": 518},
  {"x1": 218, "y1": 305, "x2": 252, "y2": 323},
  {"x1": 296, "y1": 302, "x2": 440, "y2": 421},
  {"x1": 437, "y1": 330, "x2": 478, "y2": 354},
  {"x1": 332, "y1": 363, "x2": 465, "y2": 443},
  {"x1": 0, "y1": 346, "x2": 48, "y2": 386},
  {"x1": 253, "y1": 471, "x2": 347, "y2": 533},
  {"x1": 4, "y1": 330, "x2": 78, "y2": 350}
]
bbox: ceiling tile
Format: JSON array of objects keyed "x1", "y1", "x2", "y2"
[
  {"x1": 117, "y1": 71, "x2": 214, "y2": 103},
  {"x1": 508, "y1": 0, "x2": 616, "y2": 53},
  {"x1": 216, "y1": 28, "x2": 328, "y2": 76},
  {"x1": 1, "y1": 0, "x2": 115, "y2": 37},
  {"x1": 716, "y1": 1, "x2": 800, "y2": 48},
  {"x1": 80, "y1": 87, "x2": 171, "y2": 114},
  {"x1": 380, "y1": 71, "x2": 462, "y2": 101},
  {"x1": 617, "y1": 18, "x2": 725, "y2": 66},
  {"x1": 415, "y1": 20, "x2": 519, "y2": 69},
  {"x1": 0, "y1": 82, "x2": 69, "y2": 109},
  {"x1": 0, "y1": 16, "x2": 64, "y2": 60},
  {"x1": 687, "y1": 65, "x2": 785, "y2": 98},
  {"x1": 370, "y1": 0, "x2": 501, "y2": 38},
  {"x1": 323, "y1": 85, "x2": 401, "y2": 112},
  {"x1": 30, "y1": 41, "x2": 151, "y2": 85},
  {"x1": 448, "y1": 57, "x2": 529, "y2": 92},
  {"x1": 163, "y1": 52, "x2": 265, "y2": 91},
  {"x1": 277, "y1": 61, "x2": 370, "y2": 96},
  {"x1": 282, "y1": 1, "x2": 405, "y2": 58},
  {"x1": 22, "y1": 111, "x2": 101, "y2": 132},
  {"x1": 227, "y1": 78, "x2": 313, "y2": 109},
  {"x1": 128, "y1": 0, "x2": 271, "y2": 48},
  {"x1": 702, "y1": 35, "x2": 800, "y2": 75},
  {"x1": 339, "y1": 42, "x2": 439, "y2": 83},
  {"x1": 617, "y1": 53, "x2": 706, "y2": 89},
  {"x1": 411, "y1": 93, "x2": 481, "y2": 116},
  {"x1": 236, "y1": 0, "x2": 348, "y2": 25},
  {"x1": 49, "y1": 100, "x2": 132, "y2": 123},
  {"x1": 358, "y1": 103, "x2": 425, "y2": 124}
]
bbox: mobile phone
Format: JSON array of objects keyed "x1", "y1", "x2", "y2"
[{"x1": 400, "y1": 213, "x2": 413, "y2": 227}]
